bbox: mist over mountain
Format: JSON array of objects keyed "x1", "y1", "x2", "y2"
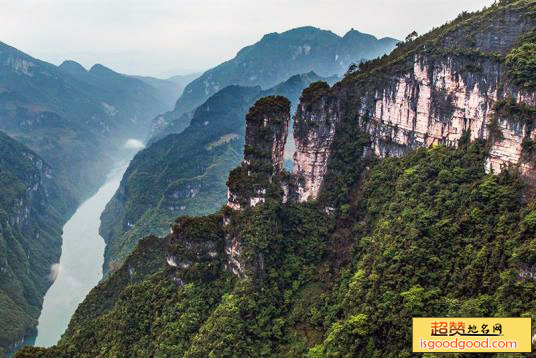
[
  {"x1": 131, "y1": 73, "x2": 200, "y2": 111},
  {"x1": 0, "y1": 42, "x2": 182, "y2": 202},
  {"x1": 148, "y1": 27, "x2": 398, "y2": 140}
]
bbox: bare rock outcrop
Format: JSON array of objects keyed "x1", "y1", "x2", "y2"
[
  {"x1": 223, "y1": 96, "x2": 291, "y2": 277},
  {"x1": 226, "y1": 96, "x2": 291, "y2": 210},
  {"x1": 293, "y1": 82, "x2": 341, "y2": 202}
]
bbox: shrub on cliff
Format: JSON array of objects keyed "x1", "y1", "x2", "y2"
[
  {"x1": 299, "y1": 81, "x2": 330, "y2": 104},
  {"x1": 506, "y1": 42, "x2": 536, "y2": 90}
]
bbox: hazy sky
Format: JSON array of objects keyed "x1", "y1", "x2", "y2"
[{"x1": 0, "y1": 0, "x2": 494, "y2": 78}]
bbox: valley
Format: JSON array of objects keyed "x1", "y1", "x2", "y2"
[
  {"x1": 1, "y1": 21, "x2": 399, "y2": 356},
  {"x1": 0, "y1": 41, "x2": 181, "y2": 355}
]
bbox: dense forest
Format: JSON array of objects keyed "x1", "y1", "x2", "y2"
[{"x1": 17, "y1": 138, "x2": 536, "y2": 358}]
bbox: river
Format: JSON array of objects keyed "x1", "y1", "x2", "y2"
[{"x1": 34, "y1": 161, "x2": 130, "y2": 347}]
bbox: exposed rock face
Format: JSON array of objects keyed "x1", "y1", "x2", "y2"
[
  {"x1": 292, "y1": 3, "x2": 536, "y2": 202},
  {"x1": 362, "y1": 55, "x2": 536, "y2": 173},
  {"x1": 224, "y1": 232, "x2": 244, "y2": 277},
  {"x1": 293, "y1": 82, "x2": 341, "y2": 202},
  {"x1": 223, "y1": 96, "x2": 291, "y2": 277},
  {"x1": 226, "y1": 96, "x2": 291, "y2": 210},
  {"x1": 244, "y1": 97, "x2": 290, "y2": 175}
]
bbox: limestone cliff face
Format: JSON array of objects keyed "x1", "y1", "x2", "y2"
[
  {"x1": 223, "y1": 96, "x2": 290, "y2": 277},
  {"x1": 226, "y1": 96, "x2": 291, "y2": 210},
  {"x1": 292, "y1": 1, "x2": 536, "y2": 202},
  {"x1": 293, "y1": 82, "x2": 341, "y2": 202},
  {"x1": 363, "y1": 55, "x2": 535, "y2": 174}
]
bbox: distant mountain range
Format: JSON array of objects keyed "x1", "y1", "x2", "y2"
[
  {"x1": 0, "y1": 41, "x2": 185, "y2": 202},
  {"x1": 148, "y1": 27, "x2": 398, "y2": 140}
]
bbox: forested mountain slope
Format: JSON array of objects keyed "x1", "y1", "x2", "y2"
[{"x1": 0, "y1": 132, "x2": 73, "y2": 357}]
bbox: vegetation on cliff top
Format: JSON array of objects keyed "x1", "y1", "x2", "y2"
[
  {"x1": 341, "y1": 0, "x2": 534, "y2": 84},
  {"x1": 506, "y1": 41, "x2": 536, "y2": 90},
  {"x1": 246, "y1": 96, "x2": 290, "y2": 121}
]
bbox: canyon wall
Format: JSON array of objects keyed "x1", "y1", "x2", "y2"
[
  {"x1": 292, "y1": 3, "x2": 536, "y2": 202},
  {"x1": 0, "y1": 132, "x2": 71, "y2": 356}
]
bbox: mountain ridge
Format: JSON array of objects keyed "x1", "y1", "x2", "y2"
[{"x1": 147, "y1": 26, "x2": 398, "y2": 141}]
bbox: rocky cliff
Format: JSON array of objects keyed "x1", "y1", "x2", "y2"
[
  {"x1": 226, "y1": 96, "x2": 291, "y2": 210},
  {"x1": 99, "y1": 74, "x2": 325, "y2": 275},
  {"x1": 292, "y1": 0, "x2": 536, "y2": 202},
  {"x1": 224, "y1": 96, "x2": 290, "y2": 277},
  {"x1": 223, "y1": 1, "x2": 536, "y2": 276}
]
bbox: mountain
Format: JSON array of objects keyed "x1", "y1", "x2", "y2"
[
  {"x1": 0, "y1": 43, "x2": 181, "y2": 202},
  {"x1": 58, "y1": 61, "x2": 179, "y2": 139},
  {"x1": 17, "y1": 1, "x2": 536, "y2": 357},
  {"x1": 99, "y1": 72, "x2": 333, "y2": 273},
  {"x1": 0, "y1": 132, "x2": 73, "y2": 357},
  {"x1": 147, "y1": 27, "x2": 398, "y2": 140}
]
